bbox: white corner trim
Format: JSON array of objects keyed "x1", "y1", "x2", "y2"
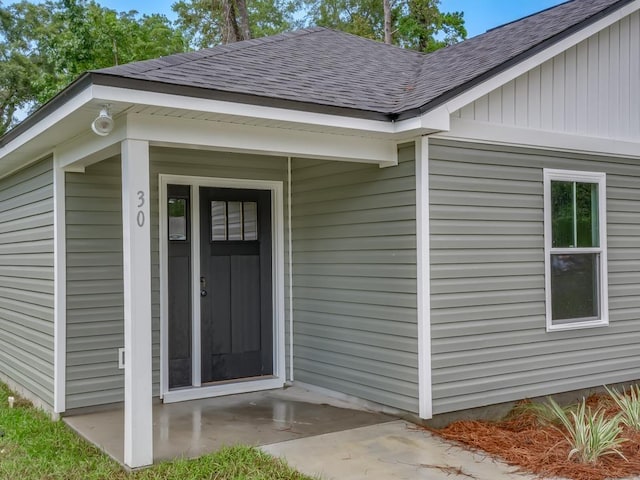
[
  {"x1": 415, "y1": 136, "x2": 432, "y2": 419},
  {"x1": 53, "y1": 160, "x2": 66, "y2": 414},
  {"x1": 438, "y1": 119, "x2": 640, "y2": 159},
  {"x1": 443, "y1": 0, "x2": 640, "y2": 115},
  {"x1": 158, "y1": 174, "x2": 286, "y2": 400},
  {"x1": 287, "y1": 157, "x2": 294, "y2": 382},
  {"x1": 542, "y1": 169, "x2": 609, "y2": 332},
  {"x1": 125, "y1": 113, "x2": 398, "y2": 167}
]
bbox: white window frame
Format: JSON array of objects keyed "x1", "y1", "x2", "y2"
[{"x1": 543, "y1": 169, "x2": 609, "y2": 332}]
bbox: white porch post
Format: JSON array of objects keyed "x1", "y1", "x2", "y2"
[{"x1": 121, "y1": 139, "x2": 153, "y2": 468}]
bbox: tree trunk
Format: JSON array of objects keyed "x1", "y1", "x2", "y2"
[
  {"x1": 215, "y1": 0, "x2": 241, "y2": 43},
  {"x1": 383, "y1": 0, "x2": 392, "y2": 44},
  {"x1": 235, "y1": 0, "x2": 251, "y2": 40}
]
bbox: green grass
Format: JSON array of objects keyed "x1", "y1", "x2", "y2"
[{"x1": 0, "y1": 382, "x2": 314, "y2": 480}]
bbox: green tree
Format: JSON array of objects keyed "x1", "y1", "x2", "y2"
[
  {"x1": 0, "y1": 0, "x2": 187, "y2": 135},
  {"x1": 173, "y1": 0, "x2": 299, "y2": 49},
  {"x1": 304, "y1": 0, "x2": 465, "y2": 52}
]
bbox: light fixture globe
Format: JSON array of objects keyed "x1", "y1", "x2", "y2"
[{"x1": 91, "y1": 107, "x2": 114, "y2": 136}]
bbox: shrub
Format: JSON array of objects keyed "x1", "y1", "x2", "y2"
[
  {"x1": 606, "y1": 384, "x2": 640, "y2": 431},
  {"x1": 546, "y1": 397, "x2": 626, "y2": 464}
]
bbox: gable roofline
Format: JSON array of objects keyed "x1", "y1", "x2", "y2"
[
  {"x1": 0, "y1": 73, "x2": 93, "y2": 149},
  {"x1": 396, "y1": 0, "x2": 637, "y2": 120}
]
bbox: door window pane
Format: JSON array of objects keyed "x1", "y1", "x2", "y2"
[
  {"x1": 211, "y1": 200, "x2": 260, "y2": 241},
  {"x1": 168, "y1": 198, "x2": 187, "y2": 241},
  {"x1": 211, "y1": 201, "x2": 227, "y2": 241},
  {"x1": 243, "y1": 202, "x2": 258, "y2": 240},
  {"x1": 227, "y1": 201, "x2": 242, "y2": 240},
  {"x1": 550, "y1": 253, "x2": 599, "y2": 322}
]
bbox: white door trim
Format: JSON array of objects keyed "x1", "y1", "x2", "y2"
[{"x1": 159, "y1": 174, "x2": 286, "y2": 403}]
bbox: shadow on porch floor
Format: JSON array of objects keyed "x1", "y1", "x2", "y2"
[{"x1": 63, "y1": 385, "x2": 393, "y2": 465}]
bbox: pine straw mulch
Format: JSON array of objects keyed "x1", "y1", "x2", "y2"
[{"x1": 428, "y1": 395, "x2": 640, "y2": 480}]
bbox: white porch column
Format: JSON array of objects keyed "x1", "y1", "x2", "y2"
[{"x1": 121, "y1": 139, "x2": 153, "y2": 468}]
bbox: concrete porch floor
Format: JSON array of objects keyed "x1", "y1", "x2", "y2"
[{"x1": 63, "y1": 385, "x2": 392, "y2": 465}]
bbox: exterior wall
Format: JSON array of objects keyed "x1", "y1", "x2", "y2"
[
  {"x1": 291, "y1": 144, "x2": 418, "y2": 413},
  {"x1": 454, "y1": 11, "x2": 640, "y2": 140},
  {"x1": 65, "y1": 149, "x2": 288, "y2": 409},
  {"x1": 429, "y1": 138, "x2": 640, "y2": 414},
  {"x1": 66, "y1": 158, "x2": 124, "y2": 409},
  {"x1": 0, "y1": 157, "x2": 55, "y2": 408}
]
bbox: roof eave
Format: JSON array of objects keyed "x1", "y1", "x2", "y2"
[
  {"x1": 90, "y1": 73, "x2": 396, "y2": 122},
  {"x1": 0, "y1": 73, "x2": 94, "y2": 148}
]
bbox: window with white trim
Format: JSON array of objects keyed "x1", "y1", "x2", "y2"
[{"x1": 543, "y1": 169, "x2": 608, "y2": 331}]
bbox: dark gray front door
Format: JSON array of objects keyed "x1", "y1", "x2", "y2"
[{"x1": 199, "y1": 187, "x2": 273, "y2": 383}]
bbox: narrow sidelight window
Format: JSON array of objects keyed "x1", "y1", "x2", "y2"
[{"x1": 544, "y1": 169, "x2": 608, "y2": 331}]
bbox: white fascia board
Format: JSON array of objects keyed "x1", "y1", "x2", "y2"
[
  {"x1": 92, "y1": 85, "x2": 402, "y2": 135},
  {"x1": 438, "y1": 118, "x2": 640, "y2": 159},
  {"x1": 0, "y1": 86, "x2": 94, "y2": 159},
  {"x1": 125, "y1": 113, "x2": 398, "y2": 166},
  {"x1": 441, "y1": 0, "x2": 640, "y2": 115},
  {"x1": 401, "y1": 107, "x2": 450, "y2": 133},
  {"x1": 54, "y1": 120, "x2": 125, "y2": 171}
]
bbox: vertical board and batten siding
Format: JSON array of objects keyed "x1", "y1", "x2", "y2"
[
  {"x1": 66, "y1": 158, "x2": 124, "y2": 409},
  {"x1": 455, "y1": 11, "x2": 640, "y2": 141},
  {"x1": 291, "y1": 144, "x2": 419, "y2": 413},
  {"x1": 0, "y1": 157, "x2": 55, "y2": 408},
  {"x1": 429, "y1": 138, "x2": 640, "y2": 414},
  {"x1": 66, "y1": 149, "x2": 289, "y2": 409}
]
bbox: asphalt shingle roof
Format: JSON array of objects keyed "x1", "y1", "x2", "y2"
[{"x1": 80, "y1": 0, "x2": 640, "y2": 120}]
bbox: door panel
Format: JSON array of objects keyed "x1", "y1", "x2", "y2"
[
  {"x1": 167, "y1": 185, "x2": 192, "y2": 389},
  {"x1": 200, "y1": 187, "x2": 273, "y2": 383}
]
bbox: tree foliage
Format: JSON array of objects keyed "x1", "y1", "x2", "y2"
[
  {"x1": 0, "y1": 0, "x2": 186, "y2": 135},
  {"x1": 172, "y1": 0, "x2": 299, "y2": 49},
  {"x1": 303, "y1": 0, "x2": 465, "y2": 51},
  {"x1": 0, "y1": 0, "x2": 466, "y2": 136}
]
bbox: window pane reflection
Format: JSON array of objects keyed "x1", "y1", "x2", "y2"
[
  {"x1": 244, "y1": 202, "x2": 257, "y2": 240},
  {"x1": 227, "y1": 202, "x2": 242, "y2": 240},
  {"x1": 211, "y1": 201, "x2": 226, "y2": 241},
  {"x1": 551, "y1": 253, "x2": 599, "y2": 323},
  {"x1": 168, "y1": 198, "x2": 187, "y2": 241}
]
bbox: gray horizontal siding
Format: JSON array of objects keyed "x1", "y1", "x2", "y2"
[
  {"x1": 66, "y1": 158, "x2": 125, "y2": 409},
  {"x1": 291, "y1": 144, "x2": 418, "y2": 413},
  {"x1": 65, "y1": 149, "x2": 288, "y2": 409},
  {"x1": 0, "y1": 158, "x2": 55, "y2": 408},
  {"x1": 430, "y1": 138, "x2": 640, "y2": 414}
]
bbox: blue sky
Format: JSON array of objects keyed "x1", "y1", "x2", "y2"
[{"x1": 6, "y1": 0, "x2": 566, "y2": 38}]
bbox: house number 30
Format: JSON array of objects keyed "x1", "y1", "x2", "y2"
[{"x1": 136, "y1": 190, "x2": 145, "y2": 227}]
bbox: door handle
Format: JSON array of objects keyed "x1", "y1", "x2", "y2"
[{"x1": 200, "y1": 276, "x2": 207, "y2": 297}]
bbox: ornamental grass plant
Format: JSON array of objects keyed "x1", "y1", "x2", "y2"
[
  {"x1": 606, "y1": 384, "x2": 640, "y2": 431},
  {"x1": 545, "y1": 397, "x2": 626, "y2": 464}
]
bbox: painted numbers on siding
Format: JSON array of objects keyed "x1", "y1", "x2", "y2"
[{"x1": 137, "y1": 191, "x2": 146, "y2": 227}]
